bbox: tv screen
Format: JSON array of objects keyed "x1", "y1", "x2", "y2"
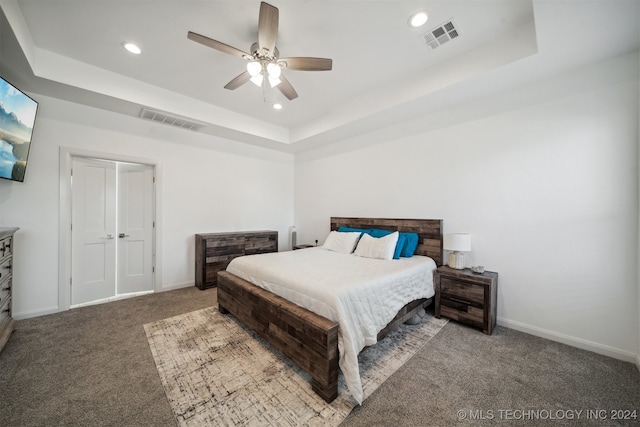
[{"x1": 0, "y1": 76, "x2": 38, "y2": 182}]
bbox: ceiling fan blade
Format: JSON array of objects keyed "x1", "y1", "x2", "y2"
[
  {"x1": 187, "y1": 31, "x2": 251, "y2": 59},
  {"x1": 224, "y1": 71, "x2": 251, "y2": 90},
  {"x1": 258, "y1": 2, "x2": 278, "y2": 53},
  {"x1": 277, "y1": 75, "x2": 298, "y2": 100},
  {"x1": 278, "y1": 57, "x2": 332, "y2": 71}
]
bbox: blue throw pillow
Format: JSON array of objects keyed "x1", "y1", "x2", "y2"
[
  {"x1": 400, "y1": 232, "x2": 419, "y2": 257},
  {"x1": 369, "y1": 228, "x2": 392, "y2": 238},
  {"x1": 393, "y1": 233, "x2": 406, "y2": 259}
]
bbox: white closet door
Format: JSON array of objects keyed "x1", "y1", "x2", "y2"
[
  {"x1": 117, "y1": 163, "x2": 154, "y2": 294},
  {"x1": 71, "y1": 157, "x2": 117, "y2": 305}
]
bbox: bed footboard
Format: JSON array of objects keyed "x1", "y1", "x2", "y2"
[{"x1": 217, "y1": 270, "x2": 340, "y2": 402}]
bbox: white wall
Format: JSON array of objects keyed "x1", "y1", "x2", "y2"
[
  {"x1": 295, "y1": 52, "x2": 639, "y2": 362},
  {"x1": 0, "y1": 95, "x2": 294, "y2": 318}
]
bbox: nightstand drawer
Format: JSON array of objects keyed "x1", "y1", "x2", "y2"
[
  {"x1": 440, "y1": 304, "x2": 484, "y2": 329},
  {"x1": 440, "y1": 277, "x2": 484, "y2": 305}
]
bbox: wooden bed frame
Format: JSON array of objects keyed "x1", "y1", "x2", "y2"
[{"x1": 216, "y1": 217, "x2": 443, "y2": 403}]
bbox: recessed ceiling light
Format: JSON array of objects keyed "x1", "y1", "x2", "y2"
[
  {"x1": 273, "y1": 103, "x2": 283, "y2": 110},
  {"x1": 123, "y1": 42, "x2": 141, "y2": 54},
  {"x1": 409, "y1": 11, "x2": 428, "y2": 28}
]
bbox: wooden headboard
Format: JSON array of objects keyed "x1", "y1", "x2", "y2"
[{"x1": 330, "y1": 217, "x2": 444, "y2": 266}]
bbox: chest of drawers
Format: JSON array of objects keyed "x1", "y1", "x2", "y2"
[
  {"x1": 0, "y1": 227, "x2": 18, "y2": 353},
  {"x1": 435, "y1": 266, "x2": 498, "y2": 335},
  {"x1": 195, "y1": 230, "x2": 278, "y2": 290}
]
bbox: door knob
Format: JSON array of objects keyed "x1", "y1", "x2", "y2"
[
  {"x1": 103, "y1": 234, "x2": 115, "y2": 239},
  {"x1": 119, "y1": 233, "x2": 130, "y2": 238}
]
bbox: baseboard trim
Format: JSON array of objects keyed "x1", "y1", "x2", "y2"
[
  {"x1": 70, "y1": 290, "x2": 154, "y2": 310},
  {"x1": 14, "y1": 283, "x2": 194, "y2": 320},
  {"x1": 497, "y1": 317, "x2": 638, "y2": 364},
  {"x1": 157, "y1": 282, "x2": 194, "y2": 292},
  {"x1": 14, "y1": 306, "x2": 61, "y2": 320}
]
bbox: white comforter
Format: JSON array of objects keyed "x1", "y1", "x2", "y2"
[{"x1": 225, "y1": 247, "x2": 436, "y2": 404}]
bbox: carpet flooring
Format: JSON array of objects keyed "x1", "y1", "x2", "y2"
[
  {"x1": 144, "y1": 307, "x2": 447, "y2": 426},
  {"x1": 1, "y1": 286, "x2": 639, "y2": 426}
]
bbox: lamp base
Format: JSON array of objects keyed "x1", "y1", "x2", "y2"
[{"x1": 448, "y1": 251, "x2": 465, "y2": 269}]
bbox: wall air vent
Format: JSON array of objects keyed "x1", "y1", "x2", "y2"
[
  {"x1": 139, "y1": 108, "x2": 206, "y2": 131},
  {"x1": 422, "y1": 20, "x2": 460, "y2": 50}
]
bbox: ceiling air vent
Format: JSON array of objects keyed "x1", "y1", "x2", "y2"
[
  {"x1": 139, "y1": 108, "x2": 206, "y2": 131},
  {"x1": 422, "y1": 20, "x2": 460, "y2": 50}
]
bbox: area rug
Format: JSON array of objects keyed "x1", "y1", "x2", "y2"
[{"x1": 144, "y1": 306, "x2": 447, "y2": 427}]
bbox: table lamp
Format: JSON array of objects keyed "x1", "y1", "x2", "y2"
[{"x1": 443, "y1": 233, "x2": 471, "y2": 269}]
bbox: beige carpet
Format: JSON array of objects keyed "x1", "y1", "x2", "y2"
[{"x1": 144, "y1": 306, "x2": 448, "y2": 427}]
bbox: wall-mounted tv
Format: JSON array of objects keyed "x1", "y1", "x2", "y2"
[{"x1": 0, "y1": 75, "x2": 38, "y2": 182}]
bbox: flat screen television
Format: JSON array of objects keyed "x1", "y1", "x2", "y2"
[{"x1": 0, "y1": 75, "x2": 38, "y2": 182}]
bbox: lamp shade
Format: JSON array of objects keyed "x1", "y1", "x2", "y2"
[{"x1": 443, "y1": 233, "x2": 471, "y2": 252}]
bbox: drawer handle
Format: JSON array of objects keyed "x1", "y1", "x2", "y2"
[
  {"x1": 2, "y1": 308, "x2": 9, "y2": 314},
  {"x1": 448, "y1": 296, "x2": 471, "y2": 305},
  {"x1": 2, "y1": 286, "x2": 10, "y2": 291}
]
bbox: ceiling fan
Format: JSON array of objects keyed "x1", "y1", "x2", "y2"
[{"x1": 187, "y1": 1, "x2": 332, "y2": 100}]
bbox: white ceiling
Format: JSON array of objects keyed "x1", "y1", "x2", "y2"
[{"x1": 0, "y1": 0, "x2": 638, "y2": 153}]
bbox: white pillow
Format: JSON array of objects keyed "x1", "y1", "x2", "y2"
[
  {"x1": 353, "y1": 231, "x2": 399, "y2": 260},
  {"x1": 322, "y1": 231, "x2": 361, "y2": 254}
]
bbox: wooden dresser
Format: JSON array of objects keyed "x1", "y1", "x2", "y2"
[
  {"x1": 195, "y1": 230, "x2": 278, "y2": 290},
  {"x1": 0, "y1": 227, "x2": 18, "y2": 353},
  {"x1": 435, "y1": 266, "x2": 498, "y2": 335}
]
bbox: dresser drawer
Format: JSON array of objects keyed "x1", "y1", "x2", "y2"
[
  {"x1": 205, "y1": 262, "x2": 235, "y2": 283},
  {"x1": 0, "y1": 236, "x2": 12, "y2": 259},
  {"x1": 0, "y1": 296, "x2": 10, "y2": 327},
  {"x1": 0, "y1": 256, "x2": 12, "y2": 283},
  {"x1": 205, "y1": 236, "x2": 244, "y2": 262},
  {"x1": 244, "y1": 233, "x2": 277, "y2": 255},
  {"x1": 0, "y1": 279, "x2": 10, "y2": 307},
  {"x1": 440, "y1": 277, "x2": 484, "y2": 305}
]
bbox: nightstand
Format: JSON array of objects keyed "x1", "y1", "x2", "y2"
[{"x1": 435, "y1": 266, "x2": 498, "y2": 335}]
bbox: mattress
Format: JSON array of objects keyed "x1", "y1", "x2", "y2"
[{"x1": 225, "y1": 246, "x2": 436, "y2": 404}]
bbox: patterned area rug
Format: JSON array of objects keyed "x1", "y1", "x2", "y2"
[{"x1": 144, "y1": 306, "x2": 447, "y2": 427}]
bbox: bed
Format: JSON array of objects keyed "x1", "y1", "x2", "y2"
[{"x1": 216, "y1": 217, "x2": 443, "y2": 404}]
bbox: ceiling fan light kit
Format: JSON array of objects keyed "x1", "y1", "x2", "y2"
[{"x1": 187, "y1": 1, "x2": 332, "y2": 101}]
